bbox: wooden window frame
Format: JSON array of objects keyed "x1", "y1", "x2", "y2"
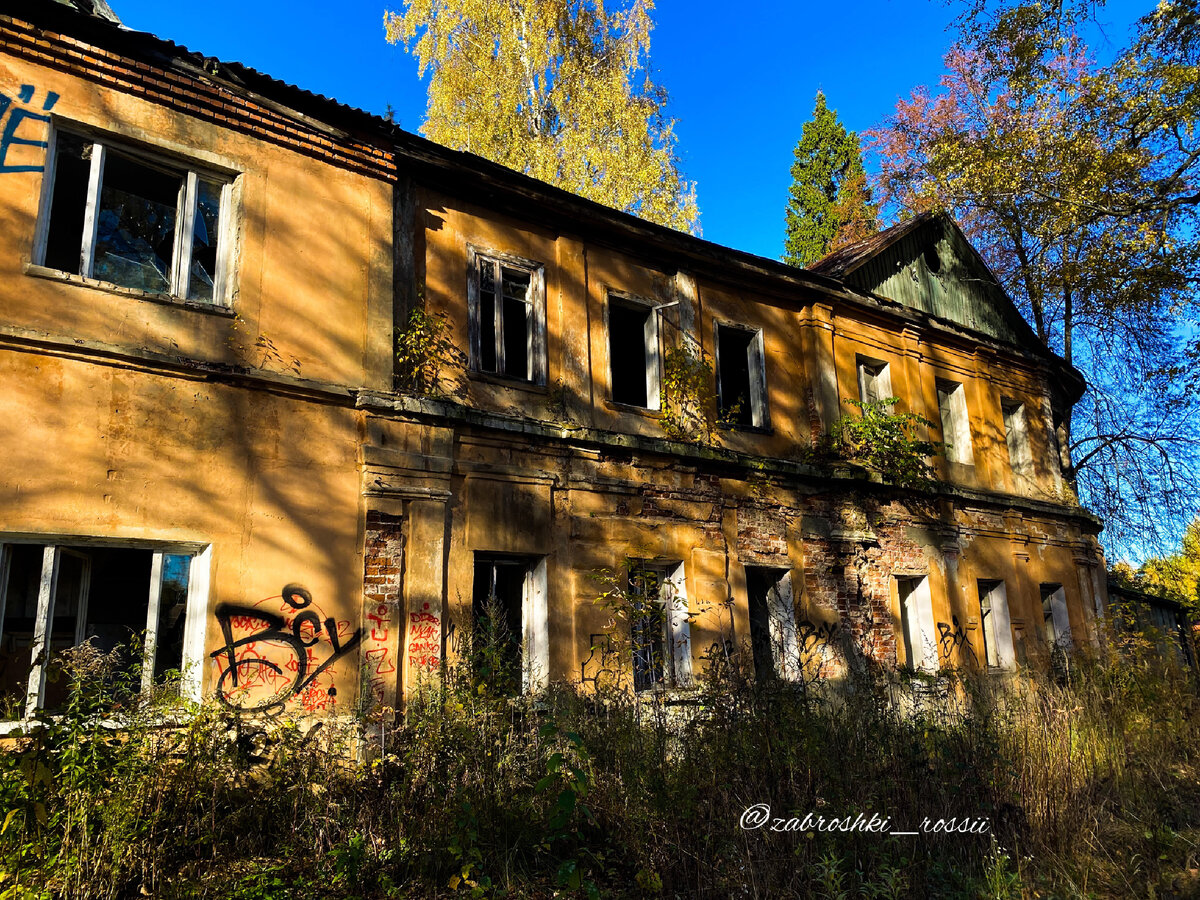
[
  {"x1": 0, "y1": 539, "x2": 211, "y2": 722},
  {"x1": 936, "y1": 378, "x2": 974, "y2": 465},
  {"x1": 628, "y1": 560, "x2": 691, "y2": 692},
  {"x1": 32, "y1": 124, "x2": 236, "y2": 306},
  {"x1": 714, "y1": 320, "x2": 769, "y2": 429},
  {"x1": 466, "y1": 246, "x2": 547, "y2": 385},
  {"x1": 605, "y1": 291, "x2": 661, "y2": 410}
]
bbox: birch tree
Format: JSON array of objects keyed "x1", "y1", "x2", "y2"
[{"x1": 385, "y1": 0, "x2": 698, "y2": 232}]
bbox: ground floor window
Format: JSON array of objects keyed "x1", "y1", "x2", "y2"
[
  {"x1": 745, "y1": 566, "x2": 800, "y2": 681},
  {"x1": 628, "y1": 561, "x2": 691, "y2": 692},
  {"x1": 1040, "y1": 583, "x2": 1071, "y2": 651},
  {"x1": 0, "y1": 540, "x2": 207, "y2": 719},
  {"x1": 896, "y1": 575, "x2": 937, "y2": 673},
  {"x1": 977, "y1": 579, "x2": 1016, "y2": 670},
  {"x1": 471, "y1": 554, "x2": 548, "y2": 693}
]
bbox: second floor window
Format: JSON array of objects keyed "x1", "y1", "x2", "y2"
[
  {"x1": 36, "y1": 128, "x2": 232, "y2": 305},
  {"x1": 607, "y1": 295, "x2": 660, "y2": 408},
  {"x1": 469, "y1": 250, "x2": 546, "y2": 384},
  {"x1": 936, "y1": 379, "x2": 974, "y2": 465},
  {"x1": 856, "y1": 355, "x2": 892, "y2": 406},
  {"x1": 1002, "y1": 398, "x2": 1034, "y2": 477},
  {"x1": 716, "y1": 323, "x2": 768, "y2": 428}
]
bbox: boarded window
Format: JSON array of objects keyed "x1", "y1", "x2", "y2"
[
  {"x1": 1001, "y1": 399, "x2": 1034, "y2": 477},
  {"x1": 896, "y1": 575, "x2": 936, "y2": 672},
  {"x1": 1040, "y1": 583, "x2": 1071, "y2": 649},
  {"x1": 936, "y1": 379, "x2": 974, "y2": 465},
  {"x1": 608, "y1": 296, "x2": 659, "y2": 408},
  {"x1": 977, "y1": 579, "x2": 1015, "y2": 670},
  {"x1": 38, "y1": 129, "x2": 232, "y2": 304},
  {"x1": 716, "y1": 323, "x2": 767, "y2": 428},
  {"x1": 856, "y1": 356, "x2": 892, "y2": 407}
]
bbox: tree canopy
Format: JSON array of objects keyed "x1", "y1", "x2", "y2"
[
  {"x1": 384, "y1": 0, "x2": 697, "y2": 232},
  {"x1": 783, "y1": 92, "x2": 878, "y2": 268},
  {"x1": 870, "y1": 0, "x2": 1200, "y2": 558}
]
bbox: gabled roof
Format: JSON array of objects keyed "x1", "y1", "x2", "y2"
[{"x1": 812, "y1": 211, "x2": 1049, "y2": 361}]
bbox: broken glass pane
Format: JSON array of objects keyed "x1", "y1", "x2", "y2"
[{"x1": 92, "y1": 151, "x2": 182, "y2": 293}]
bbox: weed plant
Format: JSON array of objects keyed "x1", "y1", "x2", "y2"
[{"x1": 1, "y1": 630, "x2": 1198, "y2": 898}]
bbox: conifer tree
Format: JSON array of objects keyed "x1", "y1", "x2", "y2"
[{"x1": 783, "y1": 93, "x2": 878, "y2": 268}]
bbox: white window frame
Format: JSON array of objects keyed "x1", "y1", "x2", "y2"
[
  {"x1": 629, "y1": 560, "x2": 691, "y2": 692},
  {"x1": 605, "y1": 291, "x2": 661, "y2": 410},
  {"x1": 936, "y1": 379, "x2": 974, "y2": 465},
  {"x1": 1001, "y1": 398, "x2": 1034, "y2": 477},
  {"x1": 856, "y1": 355, "x2": 893, "y2": 407},
  {"x1": 472, "y1": 554, "x2": 549, "y2": 692},
  {"x1": 897, "y1": 575, "x2": 937, "y2": 673},
  {"x1": 0, "y1": 538, "x2": 211, "y2": 721},
  {"x1": 1040, "y1": 583, "x2": 1071, "y2": 650},
  {"x1": 977, "y1": 579, "x2": 1016, "y2": 670},
  {"x1": 466, "y1": 246, "x2": 547, "y2": 385},
  {"x1": 33, "y1": 124, "x2": 235, "y2": 306},
  {"x1": 746, "y1": 567, "x2": 801, "y2": 681},
  {"x1": 715, "y1": 321, "x2": 769, "y2": 429}
]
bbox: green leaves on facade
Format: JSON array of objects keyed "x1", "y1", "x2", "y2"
[
  {"x1": 783, "y1": 92, "x2": 878, "y2": 268},
  {"x1": 385, "y1": 0, "x2": 698, "y2": 233},
  {"x1": 825, "y1": 398, "x2": 941, "y2": 488}
]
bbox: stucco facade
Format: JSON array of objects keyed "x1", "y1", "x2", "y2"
[{"x1": 0, "y1": 2, "x2": 1107, "y2": 721}]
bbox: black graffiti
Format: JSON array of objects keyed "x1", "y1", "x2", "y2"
[
  {"x1": 579, "y1": 633, "x2": 618, "y2": 688},
  {"x1": 210, "y1": 583, "x2": 363, "y2": 713},
  {"x1": 936, "y1": 616, "x2": 978, "y2": 666},
  {"x1": 797, "y1": 619, "x2": 839, "y2": 655}
]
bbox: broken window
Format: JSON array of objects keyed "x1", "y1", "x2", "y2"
[
  {"x1": 896, "y1": 575, "x2": 936, "y2": 672},
  {"x1": 936, "y1": 379, "x2": 974, "y2": 465},
  {"x1": 1040, "y1": 583, "x2": 1071, "y2": 649},
  {"x1": 607, "y1": 295, "x2": 660, "y2": 408},
  {"x1": 745, "y1": 567, "x2": 800, "y2": 681},
  {"x1": 628, "y1": 561, "x2": 691, "y2": 692},
  {"x1": 0, "y1": 540, "x2": 204, "y2": 720},
  {"x1": 856, "y1": 355, "x2": 892, "y2": 407},
  {"x1": 470, "y1": 554, "x2": 548, "y2": 692},
  {"x1": 1001, "y1": 399, "x2": 1034, "y2": 477},
  {"x1": 977, "y1": 579, "x2": 1015, "y2": 670},
  {"x1": 716, "y1": 323, "x2": 767, "y2": 428},
  {"x1": 37, "y1": 129, "x2": 232, "y2": 304},
  {"x1": 470, "y1": 251, "x2": 545, "y2": 383}
]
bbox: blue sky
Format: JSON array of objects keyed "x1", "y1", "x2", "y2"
[{"x1": 110, "y1": 0, "x2": 1149, "y2": 260}]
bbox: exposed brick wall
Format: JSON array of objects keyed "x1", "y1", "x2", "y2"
[
  {"x1": 363, "y1": 511, "x2": 404, "y2": 710},
  {"x1": 0, "y1": 16, "x2": 396, "y2": 180}
]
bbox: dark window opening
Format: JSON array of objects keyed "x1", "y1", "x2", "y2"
[
  {"x1": 717, "y1": 324, "x2": 757, "y2": 427},
  {"x1": 629, "y1": 564, "x2": 669, "y2": 692},
  {"x1": 1, "y1": 544, "x2": 191, "y2": 718},
  {"x1": 42, "y1": 132, "x2": 90, "y2": 275},
  {"x1": 746, "y1": 566, "x2": 791, "y2": 681},
  {"x1": 609, "y1": 300, "x2": 654, "y2": 407},
  {"x1": 471, "y1": 555, "x2": 529, "y2": 693},
  {"x1": 476, "y1": 258, "x2": 534, "y2": 381}
]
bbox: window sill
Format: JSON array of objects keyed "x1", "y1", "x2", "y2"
[
  {"x1": 467, "y1": 369, "x2": 548, "y2": 394},
  {"x1": 603, "y1": 399, "x2": 662, "y2": 418},
  {"x1": 25, "y1": 264, "x2": 235, "y2": 317},
  {"x1": 717, "y1": 421, "x2": 774, "y2": 436}
]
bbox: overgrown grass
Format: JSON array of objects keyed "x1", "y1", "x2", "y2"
[{"x1": 2, "y1": 637, "x2": 1198, "y2": 898}]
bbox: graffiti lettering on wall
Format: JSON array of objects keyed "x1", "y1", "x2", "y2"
[
  {"x1": 580, "y1": 633, "x2": 619, "y2": 689},
  {"x1": 364, "y1": 602, "x2": 396, "y2": 706},
  {"x1": 936, "y1": 616, "x2": 977, "y2": 667},
  {"x1": 407, "y1": 603, "x2": 441, "y2": 672},
  {"x1": 210, "y1": 584, "x2": 362, "y2": 714},
  {"x1": 0, "y1": 85, "x2": 58, "y2": 173}
]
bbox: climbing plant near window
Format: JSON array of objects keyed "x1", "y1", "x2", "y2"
[
  {"x1": 825, "y1": 398, "x2": 941, "y2": 488},
  {"x1": 660, "y1": 346, "x2": 725, "y2": 442},
  {"x1": 394, "y1": 307, "x2": 458, "y2": 396}
]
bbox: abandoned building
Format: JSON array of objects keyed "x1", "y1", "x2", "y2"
[{"x1": 0, "y1": 1, "x2": 1111, "y2": 721}]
